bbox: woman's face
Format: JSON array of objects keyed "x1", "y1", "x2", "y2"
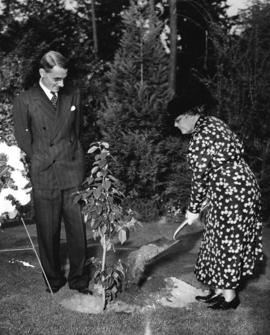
[{"x1": 174, "y1": 114, "x2": 198, "y2": 134}]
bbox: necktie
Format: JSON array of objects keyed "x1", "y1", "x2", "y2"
[{"x1": 50, "y1": 92, "x2": 58, "y2": 108}]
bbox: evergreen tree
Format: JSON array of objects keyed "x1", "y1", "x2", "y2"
[
  {"x1": 97, "y1": 0, "x2": 188, "y2": 217},
  {"x1": 100, "y1": 1, "x2": 170, "y2": 133}
]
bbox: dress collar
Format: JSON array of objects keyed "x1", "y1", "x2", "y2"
[{"x1": 193, "y1": 115, "x2": 206, "y2": 134}]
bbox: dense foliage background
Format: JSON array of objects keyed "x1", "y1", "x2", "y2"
[{"x1": 0, "y1": 0, "x2": 269, "y2": 220}]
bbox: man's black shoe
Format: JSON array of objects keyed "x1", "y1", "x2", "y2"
[{"x1": 77, "y1": 288, "x2": 93, "y2": 295}]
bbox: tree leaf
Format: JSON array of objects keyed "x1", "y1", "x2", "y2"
[
  {"x1": 86, "y1": 176, "x2": 94, "y2": 185},
  {"x1": 93, "y1": 270, "x2": 101, "y2": 283},
  {"x1": 99, "y1": 159, "x2": 107, "y2": 169},
  {"x1": 118, "y1": 229, "x2": 127, "y2": 244},
  {"x1": 72, "y1": 193, "x2": 81, "y2": 204},
  {"x1": 93, "y1": 186, "x2": 102, "y2": 199},
  {"x1": 104, "y1": 179, "x2": 111, "y2": 191},
  {"x1": 88, "y1": 146, "x2": 98, "y2": 154},
  {"x1": 100, "y1": 151, "x2": 109, "y2": 160},
  {"x1": 91, "y1": 166, "x2": 99, "y2": 175},
  {"x1": 106, "y1": 240, "x2": 112, "y2": 251},
  {"x1": 96, "y1": 204, "x2": 103, "y2": 215},
  {"x1": 97, "y1": 171, "x2": 103, "y2": 178},
  {"x1": 101, "y1": 142, "x2": 109, "y2": 149}
]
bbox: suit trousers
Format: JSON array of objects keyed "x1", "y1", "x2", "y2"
[{"x1": 33, "y1": 187, "x2": 89, "y2": 290}]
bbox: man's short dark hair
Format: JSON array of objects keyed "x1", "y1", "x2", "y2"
[{"x1": 40, "y1": 51, "x2": 68, "y2": 72}]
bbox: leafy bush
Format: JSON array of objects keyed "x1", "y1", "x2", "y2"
[
  {"x1": 76, "y1": 141, "x2": 140, "y2": 309},
  {"x1": 0, "y1": 102, "x2": 15, "y2": 145}
]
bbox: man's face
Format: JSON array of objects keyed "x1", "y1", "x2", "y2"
[{"x1": 39, "y1": 65, "x2": 68, "y2": 92}]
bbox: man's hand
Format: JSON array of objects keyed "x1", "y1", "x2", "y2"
[{"x1": 185, "y1": 210, "x2": 200, "y2": 225}]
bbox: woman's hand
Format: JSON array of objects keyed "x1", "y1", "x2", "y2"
[{"x1": 185, "y1": 210, "x2": 200, "y2": 225}]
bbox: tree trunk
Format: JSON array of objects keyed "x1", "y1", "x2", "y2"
[
  {"x1": 101, "y1": 238, "x2": 106, "y2": 309},
  {"x1": 149, "y1": 0, "x2": 155, "y2": 31},
  {"x1": 149, "y1": 0, "x2": 155, "y2": 14},
  {"x1": 91, "y1": 0, "x2": 98, "y2": 57},
  {"x1": 169, "y1": 0, "x2": 177, "y2": 95}
]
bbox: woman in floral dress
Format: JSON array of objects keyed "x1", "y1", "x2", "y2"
[{"x1": 167, "y1": 95, "x2": 263, "y2": 310}]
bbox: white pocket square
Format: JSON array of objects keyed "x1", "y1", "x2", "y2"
[{"x1": 71, "y1": 105, "x2": 76, "y2": 111}]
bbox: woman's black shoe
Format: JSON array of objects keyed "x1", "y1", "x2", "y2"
[
  {"x1": 208, "y1": 296, "x2": 240, "y2": 310},
  {"x1": 205, "y1": 294, "x2": 223, "y2": 304},
  {"x1": 195, "y1": 291, "x2": 223, "y2": 304},
  {"x1": 195, "y1": 290, "x2": 215, "y2": 302}
]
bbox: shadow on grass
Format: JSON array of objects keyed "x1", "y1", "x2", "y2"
[{"x1": 138, "y1": 231, "x2": 202, "y2": 287}]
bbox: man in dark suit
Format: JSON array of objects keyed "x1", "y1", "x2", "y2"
[{"x1": 13, "y1": 51, "x2": 91, "y2": 294}]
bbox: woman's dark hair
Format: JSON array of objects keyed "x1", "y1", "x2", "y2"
[
  {"x1": 165, "y1": 80, "x2": 217, "y2": 128},
  {"x1": 40, "y1": 51, "x2": 68, "y2": 72}
]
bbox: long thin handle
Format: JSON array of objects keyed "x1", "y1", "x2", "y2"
[
  {"x1": 20, "y1": 216, "x2": 54, "y2": 296},
  {"x1": 173, "y1": 219, "x2": 189, "y2": 240}
]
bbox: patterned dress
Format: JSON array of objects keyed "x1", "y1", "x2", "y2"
[{"x1": 187, "y1": 116, "x2": 263, "y2": 289}]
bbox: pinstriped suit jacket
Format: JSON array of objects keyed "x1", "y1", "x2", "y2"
[{"x1": 13, "y1": 84, "x2": 85, "y2": 190}]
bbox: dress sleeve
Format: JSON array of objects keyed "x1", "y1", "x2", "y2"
[
  {"x1": 12, "y1": 94, "x2": 33, "y2": 158},
  {"x1": 187, "y1": 131, "x2": 214, "y2": 213}
]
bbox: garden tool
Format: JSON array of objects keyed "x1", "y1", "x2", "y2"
[
  {"x1": 142, "y1": 201, "x2": 210, "y2": 268},
  {"x1": 126, "y1": 218, "x2": 189, "y2": 284},
  {"x1": 173, "y1": 219, "x2": 189, "y2": 240},
  {"x1": 126, "y1": 200, "x2": 210, "y2": 284}
]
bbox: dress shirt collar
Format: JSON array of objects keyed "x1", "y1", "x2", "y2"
[{"x1": 39, "y1": 79, "x2": 58, "y2": 100}]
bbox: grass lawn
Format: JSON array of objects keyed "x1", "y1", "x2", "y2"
[{"x1": 0, "y1": 217, "x2": 269, "y2": 335}]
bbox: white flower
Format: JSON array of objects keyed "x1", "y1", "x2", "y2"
[
  {"x1": 0, "y1": 194, "x2": 17, "y2": 217},
  {"x1": 160, "y1": 24, "x2": 170, "y2": 54},
  {"x1": 0, "y1": 141, "x2": 32, "y2": 220},
  {"x1": 14, "y1": 188, "x2": 31, "y2": 206},
  {"x1": 8, "y1": 145, "x2": 24, "y2": 170},
  {"x1": 1, "y1": 186, "x2": 31, "y2": 206},
  {"x1": 7, "y1": 209, "x2": 18, "y2": 219},
  {"x1": 0, "y1": 142, "x2": 9, "y2": 155},
  {"x1": 0, "y1": 142, "x2": 24, "y2": 170},
  {"x1": 10, "y1": 170, "x2": 29, "y2": 189},
  {"x1": 0, "y1": 187, "x2": 31, "y2": 218}
]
